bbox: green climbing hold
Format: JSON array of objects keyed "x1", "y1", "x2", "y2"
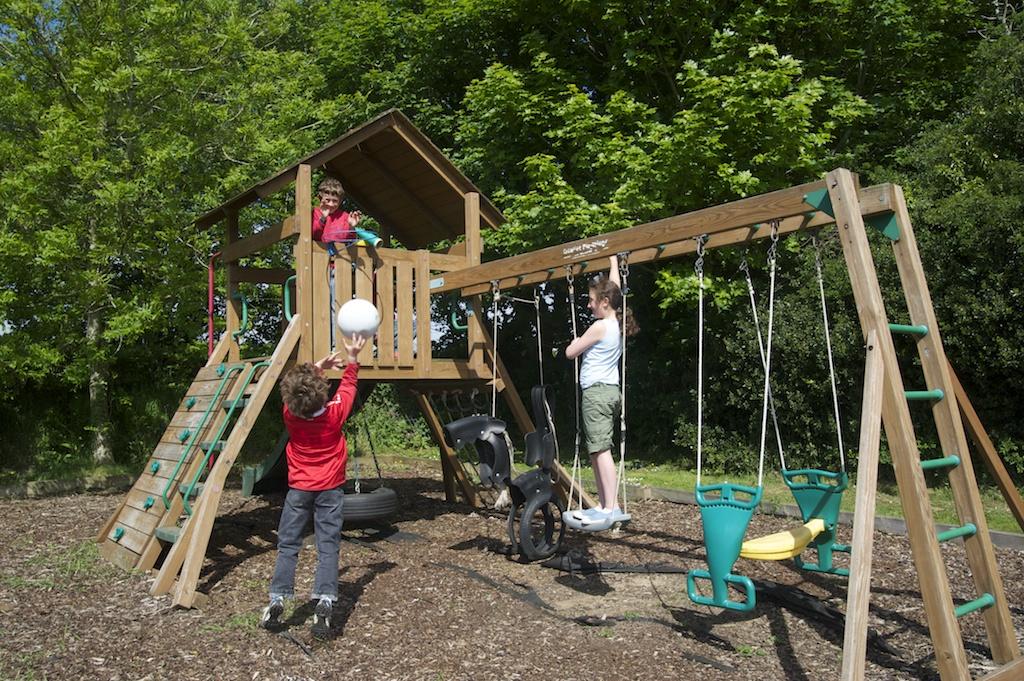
[
  {"x1": 185, "y1": 396, "x2": 197, "y2": 410},
  {"x1": 113, "y1": 527, "x2": 125, "y2": 541},
  {"x1": 150, "y1": 461, "x2": 160, "y2": 474},
  {"x1": 143, "y1": 496, "x2": 155, "y2": 510},
  {"x1": 178, "y1": 429, "x2": 192, "y2": 443}
]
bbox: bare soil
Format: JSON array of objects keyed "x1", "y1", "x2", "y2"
[{"x1": 1, "y1": 459, "x2": 1021, "y2": 681}]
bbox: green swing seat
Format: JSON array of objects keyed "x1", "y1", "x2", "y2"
[
  {"x1": 686, "y1": 482, "x2": 764, "y2": 613},
  {"x1": 782, "y1": 468, "x2": 850, "y2": 575}
]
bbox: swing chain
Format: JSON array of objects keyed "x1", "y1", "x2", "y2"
[
  {"x1": 490, "y1": 279, "x2": 500, "y2": 301},
  {"x1": 694, "y1": 234, "x2": 708, "y2": 279},
  {"x1": 768, "y1": 219, "x2": 780, "y2": 264},
  {"x1": 617, "y1": 251, "x2": 630, "y2": 294}
]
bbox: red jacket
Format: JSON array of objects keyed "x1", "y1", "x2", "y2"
[
  {"x1": 312, "y1": 207, "x2": 354, "y2": 244},
  {"x1": 282, "y1": 363, "x2": 359, "y2": 491}
]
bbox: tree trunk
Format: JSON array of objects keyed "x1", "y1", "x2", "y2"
[{"x1": 86, "y1": 307, "x2": 113, "y2": 465}]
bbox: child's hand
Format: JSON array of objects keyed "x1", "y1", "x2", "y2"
[
  {"x1": 348, "y1": 211, "x2": 362, "y2": 227},
  {"x1": 314, "y1": 352, "x2": 343, "y2": 374},
  {"x1": 343, "y1": 333, "x2": 367, "y2": 363}
]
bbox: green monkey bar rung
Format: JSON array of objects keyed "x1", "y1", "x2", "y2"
[
  {"x1": 921, "y1": 455, "x2": 961, "y2": 471},
  {"x1": 905, "y1": 389, "x2": 944, "y2": 401},
  {"x1": 888, "y1": 323, "x2": 929, "y2": 337},
  {"x1": 937, "y1": 523, "x2": 977, "y2": 543},
  {"x1": 954, "y1": 593, "x2": 995, "y2": 618}
]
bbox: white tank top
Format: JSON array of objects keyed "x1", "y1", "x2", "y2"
[{"x1": 579, "y1": 318, "x2": 621, "y2": 389}]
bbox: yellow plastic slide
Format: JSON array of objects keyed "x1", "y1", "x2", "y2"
[{"x1": 739, "y1": 518, "x2": 826, "y2": 561}]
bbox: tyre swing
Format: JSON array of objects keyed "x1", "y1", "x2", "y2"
[
  {"x1": 342, "y1": 389, "x2": 399, "y2": 527},
  {"x1": 561, "y1": 254, "x2": 633, "y2": 533},
  {"x1": 441, "y1": 282, "x2": 565, "y2": 560}
]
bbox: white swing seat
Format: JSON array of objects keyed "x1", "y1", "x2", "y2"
[{"x1": 562, "y1": 508, "x2": 631, "y2": 532}]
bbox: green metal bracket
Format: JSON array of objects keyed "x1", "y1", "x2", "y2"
[
  {"x1": 143, "y1": 496, "x2": 154, "y2": 510},
  {"x1": 889, "y1": 323, "x2": 929, "y2": 337},
  {"x1": 866, "y1": 212, "x2": 900, "y2": 241},
  {"x1": 177, "y1": 429, "x2": 192, "y2": 443},
  {"x1": 954, "y1": 592, "x2": 994, "y2": 618},
  {"x1": 803, "y1": 189, "x2": 835, "y2": 218},
  {"x1": 921, "y1": 455, "x2": 961, "y2": 471},
  {"x1": 113, "y1": 527, "x2": 125, "y2": 541},
  {"x1": 150, "y1": 461, "x2": 160, "y2": 474},
  {"x1": 937, "y1": 523, "x2": 977, "y2": 543},
  {"x1": 185, "y1": 396, "x2": 197, "y2": 410},
  {"x1": 905, "y1": 389, "x2": 945, "y2": 401}
]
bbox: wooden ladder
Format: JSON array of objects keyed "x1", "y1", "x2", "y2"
[{"x1": 829, "y1": 169, "x2": 1021, "y2": 681}]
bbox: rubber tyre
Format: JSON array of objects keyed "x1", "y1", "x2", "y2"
[
  {"x1": 508, "y1": 493, "x2": 565, "y2": 561},
  {"x1": 341, "y1": 485, "x2": 399, "y2": 526}
]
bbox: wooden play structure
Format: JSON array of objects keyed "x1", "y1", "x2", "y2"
[{"x1": 96, "y1": 111, "x2": 1024, "y2": 680}]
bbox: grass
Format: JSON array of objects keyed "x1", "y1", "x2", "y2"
[{"x1": 569, "y1": 460, "x2": 1024, "y2": 534}]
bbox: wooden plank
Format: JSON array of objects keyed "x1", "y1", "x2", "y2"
[
  {"x1": 429, "y1": 252, "x2": 470, "y2": 272},
  {"x1": 312, "y1": 245, "x2": 332, "y2": 360},
  {"x1": 980, "y1": 657, "x2": 1024, "y2": 681},
  {"x1": 828, "y1": 168, "x2": 969, "y2": 681},
  {"x1": 447, "y1": 183, "x2": 895, "y2": 296},
  {"x1": 377, "y1": 263, "x2": 395, "y2": 367},
  {"x1": 464, "y1": 193, "x2": 485, "y2": 372},
  {"x1": 153, "y1": 317, "x2": 301, "y2": 603},
  {"x1": 221, "y1": 219, "x2": 298, "y2": 262},
  {"x1": 415, "y1": 250, "x2": 432, "y2": 373},
  {"x1": 396, "y1": 261, "x2": 414, "y2": 366},
  {"x1": 948, "y1": 362, "x2": 1024, "y2": 533},
  {"x1": 113, "y1": 505, "x2": 161, "y2": 535},
  {"x1": 888, "y1": 185, "x2": 1019, "y2": 663},
  {"x1": 413, "y1": 391, "x2": 480, "y2": 507},
  {"x1": 296, "y1": 165, "x2": 313, "y2": 364},
  {"x1": 102, "y1": 522, "x2": 150, "y2": 555},
  {"x1": 233, "y1": 266, "x2": 294, "y2": 284},
  {"x1": 226, "y1": 214, "x2": 241, "y2": 363},
  {"x1": 171, "y1": 317, "x2": 302, "y2": 607},
  {"x1": 354, "y1": 250, "x2": 375, "y2": 365},
  {"x1": 840, "y1": 331, "x2": 885, "y2": 681},
  {"x1": 99, "y1": 539, "x2": 141, "y2": 571},
  {"x1": 324, "y1": 359, "x2": 493, "y2": 381},
  {"x1": 437, "y1": 178, "x2": 831, "y2": 293}
]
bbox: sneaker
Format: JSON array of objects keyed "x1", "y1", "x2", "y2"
[
  {"x1": 568, "y1": 507, "x2": 604, "y2": 521},
  {"x1": 260, "y1": 598, "x2": 284, "y2": 630},
  {"x1": 579, "y1": 507, "x2": 615, "y2": 526},
  {"x1": 311, "y1": 597, "x2": 333, "y2": 639}
]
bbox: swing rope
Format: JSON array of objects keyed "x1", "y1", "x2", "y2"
[
  {"x1": 756, "y1": 222, "x2": 780, "y2": 488},
  {"x1": 813, "y1": 235, "x2": 846, "y2": 471},
  {"x1": 616, "y1": 252, "x2": 630, "y2": 516},
  {"x1": 490, "y1": 280, "x2": 500, "y2": 419},
  {"x1": 695, "y1": 235, "x2": 707, "y2": 487},
  {"x1": 740, "y1": 255, "x2": 786, "y2": 471},
  {"x1": 566, "y1": 265, "x2": 585, "y2": 513}
]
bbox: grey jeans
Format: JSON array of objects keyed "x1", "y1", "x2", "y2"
[{"x1": 269, "y1": 486, "x2": 344, "y2": 602}]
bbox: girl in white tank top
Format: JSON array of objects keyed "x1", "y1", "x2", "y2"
[{"x1": 564, "y1": 254, "x2": 634, "y2": 526}]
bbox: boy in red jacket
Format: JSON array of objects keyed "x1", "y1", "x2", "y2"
[
  {"x1": 313, "y1": 176, "x2": 363, "y2": 256},
  {"x1": 261, "y1": 333, "x2": 366, "y2": 639}
]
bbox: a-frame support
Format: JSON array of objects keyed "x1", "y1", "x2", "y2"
[{"x1": 829, "y1": 168, "x2": 1019, "y2": 680}]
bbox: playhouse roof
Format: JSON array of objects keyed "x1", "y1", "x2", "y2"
[{"x1": 195, "y1": 109, "x2": 504, "y2": 249}]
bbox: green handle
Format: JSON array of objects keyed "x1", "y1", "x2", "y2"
[
  {"x1": 284, "y1": 275, "x2": 296, "y2": 322},
  {"x1": 955, "y1": 593, "x2": 994, "y2": 618},
  {"x1": 231, "y1": 291, "x2": 249, "y2": 342}
]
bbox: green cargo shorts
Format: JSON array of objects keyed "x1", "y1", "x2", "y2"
[{"x1": 581, "y1": 383, "x2": 621, "y2": 455}]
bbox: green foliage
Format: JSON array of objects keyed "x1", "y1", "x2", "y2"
[{"x1": 346, "y1": 384, "x2": 434, "y2": 455}]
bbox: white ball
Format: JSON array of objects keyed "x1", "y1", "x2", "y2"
[{"x1": 336, "y1": 298, "x2": 381, "y2": 337}]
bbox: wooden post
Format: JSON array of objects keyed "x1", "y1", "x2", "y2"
[
  {"x1": 296, "y1": 164, "x2": 313, "y2": 364},
  {"x1": 947, "y1": 362, "x2": 1024, "y2": 533},
  {"x1": 828, "y1": 168, "x2": 969, "y2": 681},
  {"x1": 312, "y1": 245, "x2": 331, "y2": 362},
  {"x1": 464, "y1": 193, "x2": 486, "y2": 373},
  {"x1": 840, "y1": 331, "x2": 884, "y2": 681},
  {"x1": 415, "y1": 250, "x2": 431, "y2": 373},
  {"x1": 226, "y1": 210, "x2": 241, "y2": 362}
]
